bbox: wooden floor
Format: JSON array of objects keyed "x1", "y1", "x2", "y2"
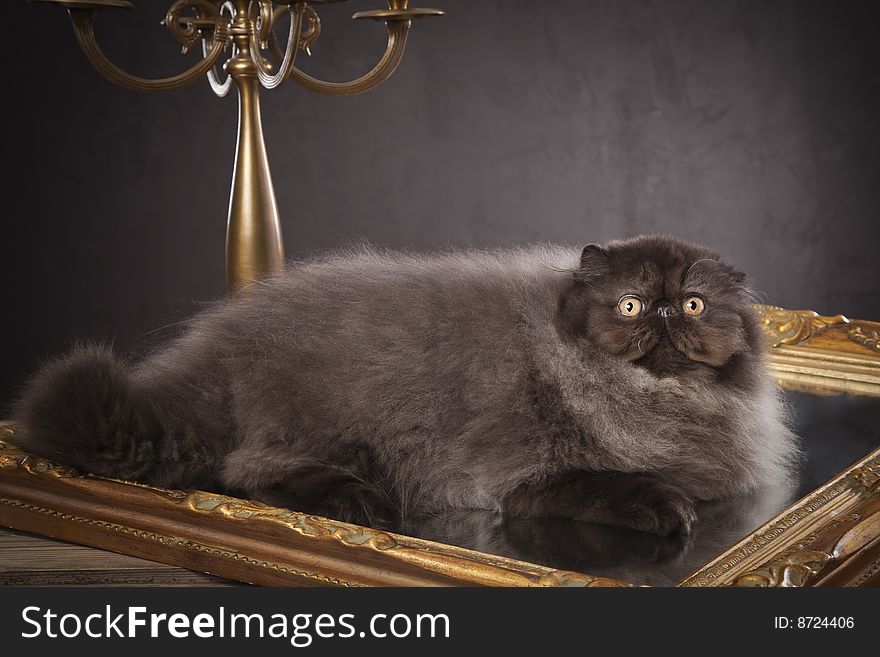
[{"x1": 0, "y1": 527, "x2": 241, "y2": 586}]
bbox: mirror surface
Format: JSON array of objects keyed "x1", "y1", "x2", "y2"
[{"x1": 393, "y1": 390, "x2": 880, "y2": 586}]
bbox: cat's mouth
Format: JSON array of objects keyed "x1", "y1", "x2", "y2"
[
  {"x1": 632, "y1": 338, "x2": 701, "y2": 376},
  {"x1": 630, "y1": 323, "x2": 716, "y2": 373},
  {"x1": 631, "y1": 333, "x2": 659, "y2": 361},
  {"x1": 606, "y1": 315, "x2": 736, "y2": 373}
]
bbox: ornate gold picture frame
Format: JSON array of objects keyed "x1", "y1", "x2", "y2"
[{"x1": 2, "y1": 304, "x2": 879, "y2": 587}]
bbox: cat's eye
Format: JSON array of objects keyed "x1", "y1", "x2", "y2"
[
  {"x1": 682, "y1": 295, "x2": 705, "y2": 316},
  {"x1": 617, "y1": 296, "x2": 643, "y2": 317}
]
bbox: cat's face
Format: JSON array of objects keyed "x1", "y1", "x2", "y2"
[{"x1": 567, "y1": 236, "x2": 756, "y2": 376}]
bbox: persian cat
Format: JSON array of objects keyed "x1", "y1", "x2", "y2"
[{"x1": 13, "y1": 235, "x2": 798, "y2": 536}]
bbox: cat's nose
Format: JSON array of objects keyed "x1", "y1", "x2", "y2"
[{"x1": 656, "y1": 303, "x2": 673, "y2": 318}]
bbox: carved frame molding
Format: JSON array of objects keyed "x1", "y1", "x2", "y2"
[
  {"x1": 755, "y1": 304, "x2": 880, "y2": 397},
  {"x1": 0, "y1": 426, "x2": 628, "y2": 587}
]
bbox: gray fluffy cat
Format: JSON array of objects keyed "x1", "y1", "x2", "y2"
[{"x1": 14, "y1": 235, "x2": 799, "y2": 536}]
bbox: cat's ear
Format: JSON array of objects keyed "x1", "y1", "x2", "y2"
[
  {"x1": 688, "y1": 255, "x2": 747, "y2": 286},
  {"x1": 578, "y1": 244, "x2": 611, "y2": 278},
  {"x1": 723, "y1": 264, "x2": 747, "y2": 286},
  {"x1": 687, "y1": 257, "x2": 748, "y2": 289},
  {"x1": 720, "y1": 259, "x2": 748, "y2": 286}
]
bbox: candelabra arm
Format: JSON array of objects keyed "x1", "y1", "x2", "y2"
[
  {"x1": 68, "y1": 9, "x2": 228, "y2": 93},
  {"x1": 251, "y1": 2, "x2": 305, "y2": 90},
  {"x1": 282, "y1": 20, "x2": 411, "y2": 96},
  {"x1": 203, "y1": 1, "x2": 235, "y2": 97},
  {"x1": 204, "y1": 35, "x2": 233, "y2": 97}
]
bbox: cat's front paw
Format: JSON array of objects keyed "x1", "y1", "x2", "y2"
[{"x1": 622, "y1": 480, "x2": 697, "y2": 537}]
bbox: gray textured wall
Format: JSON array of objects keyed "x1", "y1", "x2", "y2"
[{"x1": 3, "y1": 0, "x2": 879, "y2": 406}]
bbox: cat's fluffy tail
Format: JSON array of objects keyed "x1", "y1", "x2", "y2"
[{"x1": 12, "y1": 345, "x2": 160, "y2": 481}]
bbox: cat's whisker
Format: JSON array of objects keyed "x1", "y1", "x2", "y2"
[
  {"x1": 684, "y1": 258, "x2": 715, "y2": 279},
  {"x1": 142, "y1": 319, "x2": 192, "y2": 336}
]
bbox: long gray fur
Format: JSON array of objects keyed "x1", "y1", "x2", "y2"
[{"x1": 13, "y1": 236, "x2": 799, "y2": 535}]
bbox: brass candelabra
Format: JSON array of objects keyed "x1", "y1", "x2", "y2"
[{"x1": 34, "y1": 0, "x2": 444, "y2": 290}]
